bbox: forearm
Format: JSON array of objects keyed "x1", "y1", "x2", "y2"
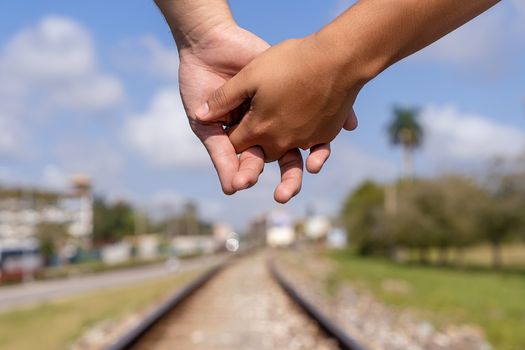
[
  {"x1": 154, "y1": 0, "x2": 235, "y2": 50},
  {"x1": 316, "y1": 0, "x2": 500, "y2": 84}
]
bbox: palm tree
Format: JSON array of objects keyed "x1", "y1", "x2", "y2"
[{"x1": 387, "y1": 106, "x2": 424, "y2": 178}]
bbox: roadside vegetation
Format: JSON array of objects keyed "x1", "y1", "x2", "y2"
[
  {"x1": 328, "y1": 249, "x2": 525, "y2": 350},
  {"x1": 0, "y1": 269, "x2": 201, "y2": 350},
  {"x1": 335, "y1": 106, "x2": 525, "y2": 349},
  {"x1": 341, "y1": 163, "x2": 525, "y2": 269}
]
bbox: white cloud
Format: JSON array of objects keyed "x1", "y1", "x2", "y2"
[
  {"x1": 0, "y1": 16, "x2": 125, "y2": 159},
  {"x1": 2, "y1": 16, "x2": 95, "y2": 83},
  {"x1": 421, "y1": 105, "x2": 525, "y2": 163},
  {"x1": 411, "y1": 2, "x2": 524, "y2": 72},
  {"x1": 49, "y1": 75, "x2": 124, "y2": 110},
  {"x1": 123, "y1": 87, "x2": 208, "y2": 167},
  {"x1": 0, "y1": 16, "x2": 124, "y2": 112},
  {"x1": 113, "y1": 36, "x2": 179, "y2": 79}
]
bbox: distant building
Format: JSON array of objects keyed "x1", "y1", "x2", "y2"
[
  {"x1": 304, "y1": 215, "x2": 331, "y2": 241},
  {"x1": 0, "y1": 175, "x2": 93, "y2": 248},
  {"x1": 266, "y1": 210, "x2": 295, "y2": 247}
]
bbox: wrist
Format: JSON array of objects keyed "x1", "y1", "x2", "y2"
[
  {"x1": 303, "y1": 31, "x2": 383, "y2": 101},
  {"x1": 155, "y1": 0, "x2": 236, "y2": 51},
  {"x1": 311, "y1": 25, "x2": 390, "y2": 91}
]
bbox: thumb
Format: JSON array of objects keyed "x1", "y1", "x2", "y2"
[{"x1": 195, "y1": 71, "x2": 254, "y2": 123}]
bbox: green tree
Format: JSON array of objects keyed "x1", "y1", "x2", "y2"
[
  {"x1": 478, "y1": 196, "x2": 521, "y2": 269},
  {"x1": 392, "y1": 180, "x2": 439, "y2": 264},
  {"x1": 432, "y1": 177, "x2": 486, "y2": 265},
  {"x1": 153, "y1": 201, "x2": 212, "y2": 237},
  {"x1": 480, "y1": 158, "x2": 525, "y2": 269},
  {"x1": 387, "y1": 106, "x2": 424, "y2": 178},
  {"x1": 341, "y1": 181, "x2": 388, "y2": 255},
  {"x1": 390, "y1": 177, "x2": 485, "y2": 265},
  {"x1": 92, "y1": 198, "x2": 136, "y2": 244}
]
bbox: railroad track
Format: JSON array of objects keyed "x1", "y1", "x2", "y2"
[{"x1": 106, "y1": 253, "x2": 366, "y2": 350}]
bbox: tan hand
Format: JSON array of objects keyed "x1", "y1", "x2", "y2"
[{"x1": 196, "y1": 36, "x2": 359, "y2": 164}]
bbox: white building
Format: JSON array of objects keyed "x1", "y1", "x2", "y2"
[{"x1": 0, "y1": 176, "x2": 93, "y2": 247}]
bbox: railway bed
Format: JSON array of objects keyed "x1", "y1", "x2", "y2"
[{"x1": 107, "y1": 252, "x2": 365, "y2": 350}]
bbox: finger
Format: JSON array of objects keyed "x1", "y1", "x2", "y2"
[
  {"x1": 228, "y1": 118, "x2": 258, "y2": 154},
  {"x1": 233, "y1": 146, "x2": 265, "y2": 191},
  {"x1": 195, "y1": 69, "x2": 255, "y2": 124},
  {"x1": 274, "y1": 149, "x2": 303, "y2": 204},
  {"x1": 197, "y1": 124, "x2": 239, "y2": 195},
  {"x1": 306, "y1": 143, "x2": 331, "y2": 174},
  {"x1": 343, "y1": 108, "x2": 358, "y2": 131}
]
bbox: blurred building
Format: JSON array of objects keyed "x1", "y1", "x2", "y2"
[
  {"x1": 266, "y1": 210, "x2": 295, "y2": 247},
  {"x1": 245, "y1": 211, "x2": 297, "y2": 248},
  {"x1": 245, "y1": 215, "x2": 267, "y2": 248},
  {"x1": 0, "y1": 175, "x2": 93, "y2": 247},
  {"x1": 304, "y1": 215, "x2": 331, "y2": 241},
  {"x1": 171, "y1": 235, "x2": 217, "y2": 256}
]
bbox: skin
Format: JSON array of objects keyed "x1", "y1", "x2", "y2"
[
  {"x1": 198, "y1": 0, "x2": 500, "y2": 166},
  {"x1": 154, "y1": 0, "x2": 356, "y2": 203}
]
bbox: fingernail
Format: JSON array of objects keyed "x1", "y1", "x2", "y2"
[{"x1": 195, "y1": 103, "x2": 209, "y2": 119}]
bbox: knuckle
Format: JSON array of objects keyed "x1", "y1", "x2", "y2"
[
  {"x1": 262, "y1": 146, "x2": 281, "y2": 162},
  {"x1": 302, "y1": 141, "x2": 316, "y2": 150},
  {"x1": 276, "y1": 137, "x2": 292, "y2": 151}
]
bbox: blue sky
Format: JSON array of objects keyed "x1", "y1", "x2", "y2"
[{"x1": 0, "y1": 1, "x2": 524, "y2": 229}]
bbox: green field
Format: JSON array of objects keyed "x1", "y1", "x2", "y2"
[
  {"x1": 0, "y1": 269, "x2": 202, "y2": 350},
  {"x1": 328, "y1": 250, "x2": 525, "y2": 350}
]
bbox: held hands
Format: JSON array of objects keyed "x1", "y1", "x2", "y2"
[
  {"x1": 179, "y1": 25, "x2": 350, "y2": 203},
  {"x1": 196, "y1": 35, "x2": 360, "y2": 198},
  {"x1": 156, "y1": 0, "x2": 359, "y2": 203}
]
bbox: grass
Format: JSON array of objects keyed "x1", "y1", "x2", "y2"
[
  {"x1": 327, "y1": 250, "x2": 525, "y2": 350},
  {"x1": 0, "y1": 269, "x2": 202, "y2": 350},
  {"x1": 425, "y1": 244, "x2": 525, "y2": 270},
  {"x1": 39, "y1": 256, "x2": 169, "y2": 280},
  {"x1": 399, "y1": 243, "x2": 525, "y2": 274}
]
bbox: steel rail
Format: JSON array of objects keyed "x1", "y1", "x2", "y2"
[
  {"x1": 268, "y1": 259, "x2": 368, "y2": 350},
  {"x1": 105, "y1": 262, "x2": 225, "y2": 350}
]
